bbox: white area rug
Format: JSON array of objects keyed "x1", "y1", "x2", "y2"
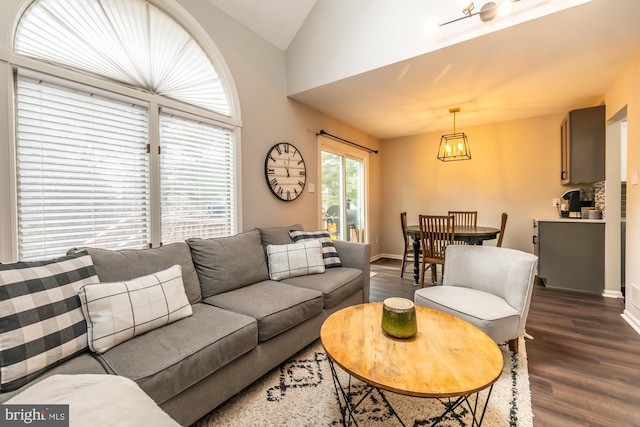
[{"x1": 194, "y1": 338, "x2": 533, "y2": 427}]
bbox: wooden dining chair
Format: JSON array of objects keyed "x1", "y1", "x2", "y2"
[
  {"x1": 448, "y1": 211, "x2": 477, "y2": 227},
  {"x1": 419, "y1": 214, "x2": 455, "y2": 287},
  {"x1": 400, "y1": 212, "x2": 423, "y2": 278},
  {"x1": 496, "y1": 212, "x2": 508, "y2": 247}
]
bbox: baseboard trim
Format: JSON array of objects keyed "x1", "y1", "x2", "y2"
[
  {"x1": 371, "y1": 253, "x2": 402, "y2": 263},
  {"x1": 622, "y1": 310, "x2": 640, "y2": 336},
  {"x1": 602, "y1": 289, "x2": 624, "y2": 299}
]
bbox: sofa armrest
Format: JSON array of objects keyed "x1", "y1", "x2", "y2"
[{"x1": 333, "y1": 241, "x2": 371, "y2": 303}]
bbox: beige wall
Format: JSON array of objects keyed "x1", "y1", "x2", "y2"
[
  {"x1": 605, "y1": 54, "x2": 640, "y2": 331},
  {"x1": 379, "y1": 113, "x2": 570, "y2": 257},
  {"x1": 175, "y1": 0, "x2": 382, "y2": 239}
]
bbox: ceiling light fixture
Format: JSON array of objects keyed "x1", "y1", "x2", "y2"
[
  {"x1": 440, "y1": 0, "x2": 520, "y2": 26},
  {"x1": 437, "y1": 108, "x2": 472, "y2": 162}
]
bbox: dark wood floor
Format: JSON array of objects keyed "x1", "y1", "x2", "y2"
[{"x1": 369, "y1": 258, "x2": 640, "y2": 427}]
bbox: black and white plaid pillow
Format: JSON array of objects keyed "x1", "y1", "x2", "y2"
[
  {"x1": 289, "y1": 230, "x2": 342, "y2": 268},
  {"x1": 0, "y1": 251, "x2": 98, "y2": 392}
]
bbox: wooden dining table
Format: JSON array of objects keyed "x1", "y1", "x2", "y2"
[{"x1": 406, "y1": 224, "x2": 499, "y2": 285}]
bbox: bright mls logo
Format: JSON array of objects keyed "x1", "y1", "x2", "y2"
[{"x1": 1, "y1": 405, "x2": 68, "y2": 426}]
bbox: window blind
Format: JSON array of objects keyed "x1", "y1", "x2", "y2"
[
  {"x1": 160, "y1": 112, "x2": 235, "y2": 244},
  {"x1": 16, "y1": 73, "x2": 150, "y2": 261},
  {"x1": 14, "y1": 0, "x2": 231, "y2": 116}
]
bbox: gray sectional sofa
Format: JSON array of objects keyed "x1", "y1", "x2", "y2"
[{"x1": 0, "y1": 225, "x2": 370, "y2": 426}]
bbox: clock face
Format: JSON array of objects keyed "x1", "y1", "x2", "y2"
[{"x1": 264, "y1": 142, "x2": 306, "y2": 201}]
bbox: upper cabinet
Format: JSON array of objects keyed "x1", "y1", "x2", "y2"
[{"x1": 560, "y1": 105, "x2": 605, "y2": 185}]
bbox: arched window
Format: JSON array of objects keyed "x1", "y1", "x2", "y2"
[{"x1": 12, "y1": 0, "x2": 239, "y2": 260}]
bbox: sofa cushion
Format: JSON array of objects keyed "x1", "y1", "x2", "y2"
[
  {"x1": 96, "y1": 303, "x2": 257, "y2": 405},
  {"x1": 266, "y1": 240, "x2": 325, "y2": 280},
  {"x1": 289, "y1": 230, "x2": 342, "y2": 268},
  {"x1": 258, "y1": 224, "x2": 303, "y2": 248},
  {"x1": 203, "y1": 281, "x2": 323, "y2": 342},
  {"x1": 0, "y1": 353, "x2": 108, "y2": 403},
  {"x1": 0, "y1": 251, "x2": 98, "y2": 392},
  {"x1": 6, "y1": 374, "x2": 180, "y2": 427},
  {"x1": 78, "y1": 243, "x2": 202, "y2": 305},
  {"x1": 282, "y1": 267, "x2": 363, "y2": 309},
  {"x1": 78, "y1": 265, "x2": 193, "y2": 354},
  {"x1": 187, "y1": 230, "x2": 269, "y2": 298},
  {"x1": 414, "y1": 286, "x2": 520, "y2": 343}
]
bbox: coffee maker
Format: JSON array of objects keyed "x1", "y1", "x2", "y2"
[{"x1": 561, "y1": 189, "x2": 581, "y2": 218}]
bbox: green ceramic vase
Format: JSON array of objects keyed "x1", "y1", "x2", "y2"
[{"x1": 381, "y1": 297, "x2": 418, "y2": 339}]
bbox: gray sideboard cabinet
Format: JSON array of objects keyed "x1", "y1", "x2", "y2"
[
  {"x1": 534, "y1": 220, "x2": 605, "y2": 293},
  {"x1": 560, "y1": 105, "x2": 605, "y2": 185}
]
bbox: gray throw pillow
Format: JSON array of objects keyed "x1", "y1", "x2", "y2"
[
  {"x1": 188, "y1": 230, "x2": 269, "y2": 297},
  {"x1": 74, "y1": 243, "x2": 202, "y2": 305},
  {"x1": 258, "y1": 224, "x2": 304, "y2": 248}
]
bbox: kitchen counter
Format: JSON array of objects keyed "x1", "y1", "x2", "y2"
[
  {"x1": 532, "y1": 219, "x2": 604, "y2": 293},
  {"x1": 534, "y1": 217, "x2": 605, "y2": 224}
]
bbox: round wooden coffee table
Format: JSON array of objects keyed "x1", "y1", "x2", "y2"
[{"x1": 320, "y1": 303, "x2": 504, "y2": 426}]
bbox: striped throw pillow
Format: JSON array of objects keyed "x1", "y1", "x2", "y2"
[
  {"x1": 0, "y1": 251, "x2": 98, "y2": 392},
  {"x1": 289, "y1": 230, "x2": 342, "y2": 268}
]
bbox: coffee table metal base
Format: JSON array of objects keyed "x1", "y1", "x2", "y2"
[{"x1": 327, "y1": 358, "x2": 495, "y2": 427}]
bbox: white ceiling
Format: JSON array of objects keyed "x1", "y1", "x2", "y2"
[{"x1": 208, "y1": 0, "x2": 640, "y2": 139}]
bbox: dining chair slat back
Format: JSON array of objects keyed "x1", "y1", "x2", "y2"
[
  {"x1": 419, "y1": 214, "x2": 455, "y2": 287},
  {"x1": 496, "y1": 212, "x2": 508, "y2": 247},
  {"x1": 448, "y1": 211, "x2": 477, "y2": 227},
  {"x1": 400, "y1": 212, "x2": 413, "y2": 278}
]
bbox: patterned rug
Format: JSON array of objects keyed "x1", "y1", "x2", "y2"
[{"x1": 193, "y1": 338, "x2": 533, "y2": 427}]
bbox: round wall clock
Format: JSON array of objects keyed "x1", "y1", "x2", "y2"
[{"x1": 264, "y1": 142, "x2": 306, "y2": 201}]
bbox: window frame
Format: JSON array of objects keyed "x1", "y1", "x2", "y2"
[{"x1": 0, "y1": 0, "x2": 242, "y2": 262}]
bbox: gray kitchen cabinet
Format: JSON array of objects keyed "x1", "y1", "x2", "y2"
[
  {"x1": 535, "y1": 220, "x2": 604, "y2": 293},
  {"x1": 560, "y1": 105, "x2": 605, "y2": 184}
]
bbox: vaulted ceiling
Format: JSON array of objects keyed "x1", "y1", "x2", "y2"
[{"x1": 208, "y1": 0, "x2": 640, "y2": 139}]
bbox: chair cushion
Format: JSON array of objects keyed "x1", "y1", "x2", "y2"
[
  {"x1": 282, "y1": 267, "x2": 363, "y2": 309},
  {"x1": 187, "y1": 230, "x2": 269, "y2": 297},
  {"x1": 96, "y1": 303, "x2": 257, "y2": 405},
  {"x1": 203, "y1": 281, "x2": 323, "y2": 342},
  {"x1": 78, "y1": 265, "x2": 193, "y2": 354},
  {"x1": 0, "y1": 251, "x2": 98, "y2": 392},
  {"x1": 414, "y1": 286, "x2": 520, "y2": 344}
]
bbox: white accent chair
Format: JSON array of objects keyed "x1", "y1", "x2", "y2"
[{"x1": 414, "y1": 245, "x2": 538, "y2": 353}]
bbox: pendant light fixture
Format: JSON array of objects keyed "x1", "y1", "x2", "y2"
[{"x1": 437, "y1": 108, "x2": 472, "y2": 162}]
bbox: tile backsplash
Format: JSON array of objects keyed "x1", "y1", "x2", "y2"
[{"x1": 593, "y1": 181, "x2": 605, "y2": 218}]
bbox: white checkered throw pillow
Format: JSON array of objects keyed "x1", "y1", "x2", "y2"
[
  {"x1": 77, "y1": 264, "x2": 193, "y2": 354},
  {"x1": 0, "y1": 251, "x2": 98, "y2": 392},
  {"x1": 266, "y1": 240, "x2": 326, "y2": 281},
  {"x1": 289, "y1": 230, "x2": 342, "y2": 268}
]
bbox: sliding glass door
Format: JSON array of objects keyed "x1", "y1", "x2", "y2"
[{"x1": 320, "y1": 139, "x2": 367, "y2": 243}]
